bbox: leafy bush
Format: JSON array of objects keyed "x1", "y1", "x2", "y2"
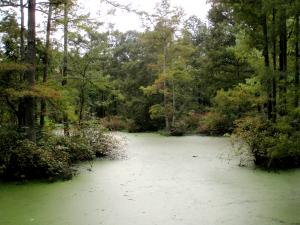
[
  {"x1": 233, "y1": 116, "x2": 300, "y2": 169},
  {"x1": 124, "y1": 118, "x2": 140, "y2": 133},
  {"x1": 198, "y1": 112, "x2": 232, "y2": 135},
  {"x1": 0, "y1": 128, "x2": 22, "y2": 177},
  {"x1": 99, "y1": 116, "x2": 126, "y2": 131},
  {"x1": 100, "y1": 116, "x2": 147, "y2": 133},
  {"x1": 0, "y1": 128, "x2": 20, "y2": 163},
  {"x1": 0, "y1": 123, "x2": 123, "y2": 181},
  {"x1": 50, "y1": 136, "x2": 95, "y2": 163},
  {"x1": 2, "y1": 139, "x2": 72, "y2": 181},
  {"x1": 169, "y1": 120, "x2": 188, "y2": 136},
  {"x1": 214, "y1": 78, "x2": 265, "y2": 119},
  {"x1": 179, "y1": 111, "x2": 202, "y2": 132},
  {"x1": 74, "y1": 123, "x2": 123, "y2": 159},
  {"x1": 200, "y1": 77, "x2": 266, "y2": 136}
]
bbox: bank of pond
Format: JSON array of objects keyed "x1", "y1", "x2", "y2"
[{"x1": 0, "y1": 120, "x2": 300, "y2": 182}]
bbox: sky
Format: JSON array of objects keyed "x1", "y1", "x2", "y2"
[
  {"x1": 1, "y1": 0, "x2": 211, "y2": 45},
  {"x1": 78, "y1": 0, "x2": 211, "y2": 32}
]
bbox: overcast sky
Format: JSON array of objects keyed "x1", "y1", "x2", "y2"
[{"x1": 78, "y1": 0, "x2": 211, "y2": 32}]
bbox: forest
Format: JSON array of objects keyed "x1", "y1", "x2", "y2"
[{"x1": 0, "y1": 0, "x2": 299, "y2": 181}]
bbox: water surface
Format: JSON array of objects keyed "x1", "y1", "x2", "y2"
[{"x1": 0, "y1": 133, "x2": 299, "y2": 225}]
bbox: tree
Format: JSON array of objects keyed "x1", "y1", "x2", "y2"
[
  {"x1": 40, "y1": 0, "x2": 53, "y2": 127},
  {"x1": 141, "y1": 0, "x2": 184, "y2": 131},
  {"x1": 294, "y1": 3, "x2": 299, "y2": 108},
  {"x1": 23, "y1": 0, "x2": 37, "y2": 141}
]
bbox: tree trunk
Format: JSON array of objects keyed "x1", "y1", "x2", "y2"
[
  {"x1": 40, "y1": 2, "x2": 53, "y2": 127},
  {"x1": 163, "y1": 42, "x2": 169, "y2": 131},
  {"x1": 278, "y1": 7, "x2": 287, "y2": 116},
  {"x1": 24, "y1": 0, "x2": 36, "y2": 141},
  {"x1": 79, "y1": 87, "x2": 85, "y2": 125},
  {"x1": 62, "y1": 0, "x2": 68, "y2": 86},
  {"x1": 272, "y1": 5, "x2": 277, "y2": 121},
  {"x1": 17, "y1": 0, "x2": 26, "y2": 128},
  {"x1": 262, "y1": 13, "x2": 272, "y2": 120},
  {"x1": 294, "y1": 12, "x2": 299, "y2": 108},
  {"x1": 62, "y1": 0, "x2": 69, "y2": 135},
  {"x1": 78, "y1": 63, "x2": 90, "y2": 125},
  {"x1": 171, "y1": 78, "x2": 176, "y2": 127},
  {"x1": 20, "y1": 0, "x2": 25, "y2": 63}
]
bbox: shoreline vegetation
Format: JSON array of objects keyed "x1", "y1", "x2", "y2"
[
  {"x1": 100, "y1": 115, "x2": 300, "y2": 170},
  {"x1": 0, "y1": 122, "x2": 123, "y2": 182},
  {"x1": 0, "y1": 117, "x2": 299, "y2": 182}
]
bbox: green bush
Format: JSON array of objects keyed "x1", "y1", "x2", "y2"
[
  {"x1": 51, "y1": 135, "x2": 95, "y2": 163},
  {"x1": 179, "y1": 111, "x2": 202, "y2": 132},
  {"x1": 0, "y1": 128, "x2": 20, "y2": 163},
  {"x1": 198, "y1": 112, "x2": 232, "y2": 135},
  {"x1": 233, "y1": 116, "x2": 300, "y2": 169},
  {"x1": 0, "y1": 128, "x2": 22, "y2": 177},
  {"x1": 200, "y1": 77, "x2": 266, "y2": 137},
  {"x1": 214, "y1": 78, "x2": 265, "y2": 119},
  {"x1": 0, "y1": 123, "x2": 122, "y2": 181},
  {"x1": 3, "y1": 139, "x2": 71, "y2": 181},
  {"x1": 170, "y1": 120, "x2": 188, "y2": 136},
  {"x1": 124, "y1": 118, "x2": 140, "y2": 133},
  {"x1": 76, "y1": 123, "x2": 122, "y2": 158},
  {"x1": 99, "y1": 116, "x2": 126, "y2": 131}
]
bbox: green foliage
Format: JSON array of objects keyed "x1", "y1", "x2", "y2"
[
  {"x1": 179, "y1": 111, "x2": 202, "y2": 132},
  {"x1": 0, "y1": 0, "x2": 299, "y2": 173},
  {"x1": 0, "y1": 124, "x2": 122, "y2": 181},
  {"x1": 49, "y1": 136, "x2": 95, "y2": 163},
  {"x1": 0, "y1": 128, "x2": 22, "y2": 173},
  {"x1": 1, "y1": 137, "x2": 72, "y2": 181},
  {"x1": 214, "y1": 77, "x2": 266, "y2": 119},
  {"x1": 99, "y1": 116, "x2": 142, "y2": 133},
  {"x1": 170, "y1": 120, "x2": 188, "y2": 136},
  {"x1": 233, "y1": 116, "x2": 269, "y2": 152},
  {"x1": 233, "y1": 116, "x2": 300, "y2": 169},
  {"x1": 100, "y1": 116, "x2": 127, "y2": 131},
  {"x1": 15, "y1": 140, "x2": 71, "y2": 179},
  {"x1": 197, "y1": 77, "x2": 267, "y2": 135},
  {"x1": 198, "y1": 112, "x2": 232, "y2": 135},
  {"x1": 149, "y1": 104, "x2": 166, "y2": 120},
  {"x1": 74, "y1": 122, "x2": 122, "y2": 158}
]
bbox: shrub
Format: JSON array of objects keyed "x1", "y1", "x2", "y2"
[
  {"x1": 179, "y1": 111, "x2": 202, "y2": 132},
  {"x1": 100, "y1": 116, "x2": 144, "y2": 133},
  {"x1": 233, "y1": 116, "x2": 300, "y2": 169},
  {"x1": 214, "y1": 78, "x2": 265, "y2": 119},
  {"x1": 50, "y1": 135, "x2": 95, "y2": 163},
  {"x1": 99, "y1": 116, "x2": 126, "y2": 131},
  {"x1": 124, "y1": 118, "x2": 140, "y2": 133},
  {"x1": 170, "y1": 120, "x2": 188, "y2": 136},
  {"x1": 198, "y1": 112, "x2": 232, "y2": 135},
  {"x1": 0, "y1": 123, "x2": 123, "y2": 181},
  {"x1": 202, "y1": 77, "x2": 266, "y2": 136},
  {"x1": 3, "y1": 139, "x2": 71, "y2": 181},
  {"x1": 78, "y1": 124, "x2": 123, "y2": 158},
  {"x1": 0, "y1": 128, "x2": 21, "y2": 173}
]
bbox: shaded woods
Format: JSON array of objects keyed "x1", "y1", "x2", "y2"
[{"x1": 0, "y1": 0, "x2": 299, "y2": 181}]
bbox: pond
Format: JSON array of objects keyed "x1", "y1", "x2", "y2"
[{"x1": 0, "y1": 133, "x2": 299, "y2": 225}]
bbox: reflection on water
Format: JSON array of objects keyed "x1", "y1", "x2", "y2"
[{"x1": 0, "y1": 133, "x2": 299, "y2": 225}]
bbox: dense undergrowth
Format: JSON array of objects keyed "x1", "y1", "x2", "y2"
[
  {"x1": 233, "y1": 116, "x2": 300, "y2": 169},
  {"x1": 0, "y1": 123, "x2": 122, "y2": 182},
  {"x1": 195, "y1": 90, "x2": 300, "y2": 169}
]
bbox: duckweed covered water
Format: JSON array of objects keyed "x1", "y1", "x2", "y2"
[{"x1": 0, "y1": 133, "x2": 299, "y2": 225}]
